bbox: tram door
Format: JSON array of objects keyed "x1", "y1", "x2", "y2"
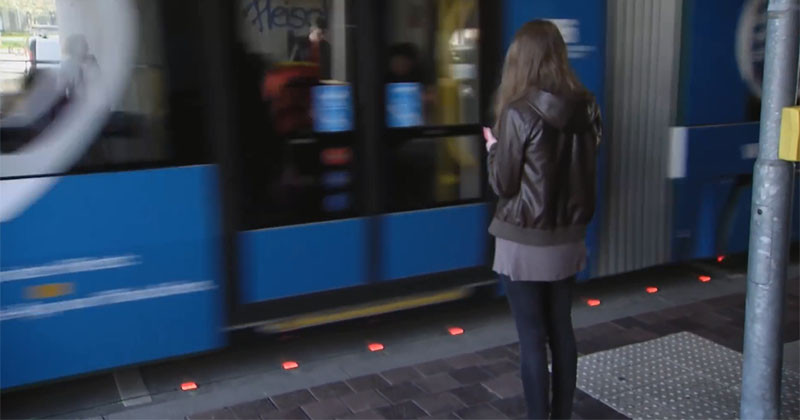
[
  {"x1": 229, "y1": 0, "x2": 368, "y2": 306},
  {"x1": 378, "y1": 0, "x2": 493, "y2": 281}
]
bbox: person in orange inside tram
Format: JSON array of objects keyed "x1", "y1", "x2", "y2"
[
  {"x1": 484, "y1": 20, "x2": 602, "y2": 420},
  {"x1": 290, "y1": 16, "x2": 331, "y2": 80}
]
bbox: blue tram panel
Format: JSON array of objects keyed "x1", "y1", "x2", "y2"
[
  {"x1": 238, "y1": 219, "x2": 369, "y2": 303},
  {"x1": 0, "y1": 167, "x2": 224, "y2": 389},
  {"x1": 670, "y1": 125, "x2": 800, "y2": 261},
  {"x1": 671, "y1": 0, "x2": 800, "y2": 260},
  {"x1": 380, "y1": 204, "x2": 490, "y2": 281}
]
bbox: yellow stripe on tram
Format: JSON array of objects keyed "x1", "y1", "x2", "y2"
[
  {"x1": 26, "y1": 283, "x2": 75, "y2": 299},
  {"x1": 259, "y1": 288, "x2": 472, "y2": 333}
]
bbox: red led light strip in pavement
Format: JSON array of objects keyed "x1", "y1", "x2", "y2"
[
  {"x1": 368, "y1": 343, "x2": 384, "y2": 352},
  {"x1": 181, "y1": 382, "x2": 198, "y2": 391},
  {"x1": 448, "y1": 327, "x2": 464, "y2": 336},
  {"x1": 282, "y1": 361, "x2": 299, "y2": 370}
]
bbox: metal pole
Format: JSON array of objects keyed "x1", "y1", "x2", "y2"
[{"x1": 741, "y1": 0, "x2": 800, "y2": 418}]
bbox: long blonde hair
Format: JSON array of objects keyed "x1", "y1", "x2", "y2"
[{"x1": 493, "y1": 20, "x2": 588, "y2": 121}]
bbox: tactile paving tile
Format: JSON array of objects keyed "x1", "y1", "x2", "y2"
[
  {"x1": 577, "y1": 332, "x2": 800, "y2": 420},
  {"x1": 781, "y1": 399, "x2": 800, "y2": 420},
  {"x1": 664, "y1": 342, "x2": 742, "y2": 368},
  {"x1": 782, "y1": 372, "x2": 800, "y2": 420},
  {"x1": 580, "y1": 342, "x2": 665, "y2": 368},
  {"x1": 644, "y1": 332, "x2": 715, "y2": 352},
  {"x1": 660, "y1": 337, "x2": 742, "y2": 388},
  {"x1": 578, "y1": 350, "x2": 634, "y2": 370},
  {"x1": 664, "y1": 349, "x2": 742, "y2": 386},
  {"x1": 636, "y1": 374, "x2": 721, "y2": 406},
  {"x1": 783, "y1": 370, "x2": 800, "y2": 399},
  {"x1": 667, "y1": 396, "x2": 736, "y2": 420},
  {"x1": 785, "y1": 362, "x2": 800, "y2": 377},
  {"x1": 600, "y1": 360, "x2": 690, "y2": 390},
  {"x1": 695, "y1": 361, "x2": 743, "y2": 387},
  {"x1": 696, "y1": 385, "x2": 741, "y2": 414},
  {"x1": 595, "y1": 391, "x2": 679, "y2": 420},
  {"x1": 576, "y1": 360, "x2": 630, "y2": 397}
]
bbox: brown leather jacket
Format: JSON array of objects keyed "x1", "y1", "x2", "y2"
[{"x1": 488, "y1": 88, "x2": 602, "y2": 246}]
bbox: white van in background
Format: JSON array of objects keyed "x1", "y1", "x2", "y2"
[{"x1": 27, "y1": 25, "x2": 61, "y2": 73}]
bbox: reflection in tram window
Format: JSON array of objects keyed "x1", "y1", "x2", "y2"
[
  {"x1": 386, "y1": 0, "x2": 479, "y2": 126},
  {"x1": 385, "y1": 0, "x2": 483, "y2": 213},
  {"x1": 77, "y1": 0, "x2": 172, "y2": 171},
  {"x1": 390, "y1": 136, "x2": 482, "y2": 211},
  {"x1": 0, "y1": 0, "x2": 190, "y2": 175},
  {"x1": 240, "y1": 0, "x2": 352, "y2": 136},
  {"x1": 0, "y1": 0, "x2": 62, "y2": 152},
  {"x1": 237, "y1": 0, "x2": 357, "y2": 228}
]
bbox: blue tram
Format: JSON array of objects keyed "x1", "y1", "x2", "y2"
[{"x1": 0, "y1": 0, "x2": 795, "y2": 389}]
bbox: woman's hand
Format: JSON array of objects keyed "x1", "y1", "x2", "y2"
[{"x1": 483, "y1": 127, "x2": 497, "y2": 151}]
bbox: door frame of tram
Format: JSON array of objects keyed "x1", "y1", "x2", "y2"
[{"x1": 204, "y1": 0, "x2": 504, "y2": 329}]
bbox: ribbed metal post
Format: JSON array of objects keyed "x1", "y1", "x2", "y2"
[{"x1": 740, "y1": 0, "x2": 799, "y2": 418}]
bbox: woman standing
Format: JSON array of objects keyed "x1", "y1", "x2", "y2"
[{"x1": 484, "y1": 20, "x2": 602, "y2": 419}]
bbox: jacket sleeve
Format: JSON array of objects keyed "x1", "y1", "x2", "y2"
[
  {"x1": 589, "y1": 100, "x2": 603, "y2": 147},
  {"x1": 487, "y1": 107, "x2": 530, "y2": 198}
]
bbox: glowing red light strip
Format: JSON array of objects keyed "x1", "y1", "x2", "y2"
[
  {"x1": 181, "y1": 382, "x2": 197, "y2": 391},
  {"x1": 448, "y1": 327, "x2": 464, "y2": 336}
]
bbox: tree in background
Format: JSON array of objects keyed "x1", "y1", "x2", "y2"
[{"x1": 0, "y1": 0, "x2": 56, "y2": 33}]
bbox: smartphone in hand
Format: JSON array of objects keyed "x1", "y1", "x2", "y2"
[{"x1": 483, "y1": 127, "x2": 497, "y2": 149}]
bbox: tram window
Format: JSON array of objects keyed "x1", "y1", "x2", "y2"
[
  {"x1": 389, "y1": 135, "x2": 482, "y2": 211},
  {"x1": 386, "y1": 0, "x2": 479, "y2": 126},
  {"x1": 0, "y1": 0, "x2": 210, "y2": 178},
  {"x1": 239, "y1": 0, "x2": 354, "y2": 135},
  {"x1": 236, "y1": 0, "x2": 358, "y2": 228},
  {"x1": 77, "y1": 0, "x2": 171, "y2": 171}
]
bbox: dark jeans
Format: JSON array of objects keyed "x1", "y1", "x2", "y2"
[{"x1": 501, "y1": 275, "x2": 577, "y2": 420}]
